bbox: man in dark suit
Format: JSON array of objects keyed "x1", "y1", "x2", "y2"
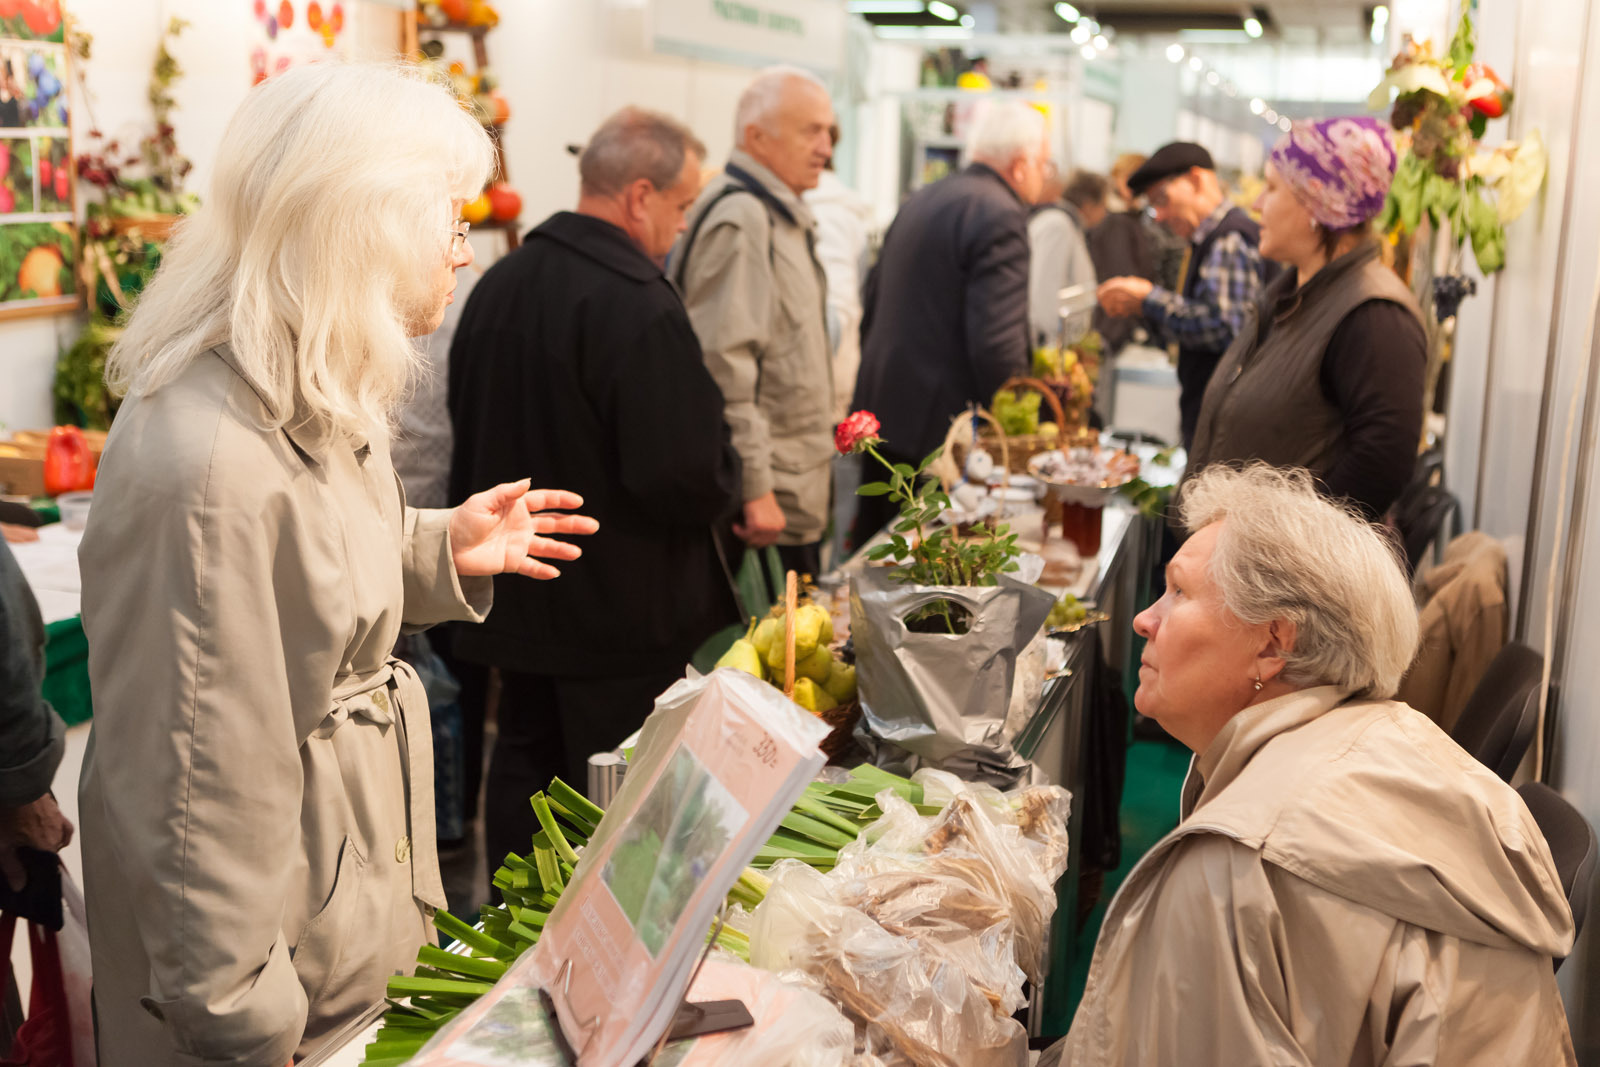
[
  {"x1": 849, "y1": 100, "x2": 1048, "y2": 544},
  {"x1": 448, "y1": 107, "x2": 743, "y2": 874}
]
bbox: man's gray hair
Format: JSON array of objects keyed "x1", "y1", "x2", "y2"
[
  {"x1": 965, "y1": 99, "x2": 1046, "y2": 168},
  {"x1": 1180, "y1": 463, "x2": 1420, "y2": 699},
  {"x1": 579, "y1": 107, "x2": 707, "y2": 198},
  {"x1": 734, "y1": 65, "x2": 828, "y2": 146}
]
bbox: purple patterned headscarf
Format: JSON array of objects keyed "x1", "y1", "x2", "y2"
[{"x1": 1268, "y1": 117, "x2": 1397, "y2": 229}]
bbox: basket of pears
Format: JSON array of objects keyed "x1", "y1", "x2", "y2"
[{"x1": 714, "y1": 572, "x2": 861, "y2": 759}]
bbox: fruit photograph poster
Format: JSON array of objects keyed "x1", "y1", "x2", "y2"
[{"x1": 0, "y1": 0, "x2": 75, "y2": 320}]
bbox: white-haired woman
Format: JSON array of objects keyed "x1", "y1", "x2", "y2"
[
  {"x1": 77, "y1": 63, "x2": 596, "y2": 1066},
  {"x1": 1046, "y1": 464, "x2": 1574, "y2": 1066}
]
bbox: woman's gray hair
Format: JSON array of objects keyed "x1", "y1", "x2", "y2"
[
  {"x1": 106, "y1": 62, "x2": 494, "y2": 444},
  {"x1": 734, "y1": 65, "x2": 827, "y2": 145},
  {"x1": 965, "y1": 99, "x2": 1046, "y2": 169},
  {"x1": 1180, "y1": 463, "x2": 1419, "y2": 699},
  {"x1": 579, "y1": 107, "x2": 706, "y2": 197}
]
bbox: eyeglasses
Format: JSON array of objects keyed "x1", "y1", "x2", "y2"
[{"x1": 450, "y1": 220, "x2": 471, "y2": 257}]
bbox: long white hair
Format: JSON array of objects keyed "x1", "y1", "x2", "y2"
[{"x1": 107, "y1": 61, "x2": 494, "y2": 443}]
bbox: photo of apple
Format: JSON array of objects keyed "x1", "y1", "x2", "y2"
[
  {"x1": 0, "y1": 1, "x2": 65, "y2": 44},
  {"x1": 35, "y1": 133, "x2": 67, "y2": 211}
]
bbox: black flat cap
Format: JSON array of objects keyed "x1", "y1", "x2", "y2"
[{"x1": 1127, "y1": 142, "x2": 1215, "y2": 196}]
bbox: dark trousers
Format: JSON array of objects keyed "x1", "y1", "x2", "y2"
[{"x1": 483, "y1": 668, "x2": 676, "y2": 879}]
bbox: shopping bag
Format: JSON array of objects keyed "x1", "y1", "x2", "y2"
[{"x1": 1, "y1": 903, "x2": 72, "y2": 1067}]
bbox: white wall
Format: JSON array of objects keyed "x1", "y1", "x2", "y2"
[{"x1": 1442, "y1": 0, "x2": 1600, "y2": 1051}]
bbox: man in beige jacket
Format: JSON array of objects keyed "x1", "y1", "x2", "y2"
[
  {"x1": 672, "y1": 66, "x2": 835, "y2": 578},
  {"x1": 1046, "y1": 464, "x2": 1575, "y2": 1066}
]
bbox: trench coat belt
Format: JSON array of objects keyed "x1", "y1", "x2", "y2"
[{"x1": 313, "y1": 659, "x2": 447, "y2": 911}]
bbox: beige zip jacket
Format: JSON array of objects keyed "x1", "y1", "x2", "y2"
[
  {"x1": 1052, "y1": 686, "x2": 1575, "y2": 1066},
  {"x1": 78, "y1": 345, "x2": 492, "y2": 1066},
  {"x1": 674, "y1": 149, "x2": 834, "y2": 544}
]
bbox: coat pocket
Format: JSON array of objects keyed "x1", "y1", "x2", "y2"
[{"x1": 292, "y1": 834, "x2": 367, "y2": 1008}]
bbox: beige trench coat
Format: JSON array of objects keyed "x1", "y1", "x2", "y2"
[
  {"x1": 77, "y1": 346, "x2": 491, "y2": 1066},
  {"x1": 1051, "y1": 687, "x2": 1575, "y2": 1066},
  {"x1": 674, "y1": 149, "x2": 834, "y2": 544}
]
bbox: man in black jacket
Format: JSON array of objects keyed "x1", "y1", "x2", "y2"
[
  {"x1": 849, "y1": 100, "x2": 1048, "y2": 544},
  {"x1": 448, "y1": 107, "x2": 742, "y2": 871}
]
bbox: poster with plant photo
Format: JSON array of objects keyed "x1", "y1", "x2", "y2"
[{"x1": 0, "y1": 0, "x2": 74, "y2": 318}]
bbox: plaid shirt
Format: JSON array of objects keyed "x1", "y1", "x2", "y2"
[{"x1": 1140, "y1": 204, "x2": 1267, "y2": 355}]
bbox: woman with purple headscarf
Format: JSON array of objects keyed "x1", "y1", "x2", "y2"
[{"x1": 1181, "y1": 116, "x2": 1425, "y2": 521}]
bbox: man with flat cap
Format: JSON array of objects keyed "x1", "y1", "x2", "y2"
[{"x1": 1097, "y1": 142, "x2": 1275, "y2": 448}]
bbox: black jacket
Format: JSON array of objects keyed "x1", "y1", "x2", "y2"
[
  {"x1": 447, "y1": 212, "x2": 743, "y2": 676},
  {"x1": 853, "y1": 163, "x2": 1031, "y2": 463}
]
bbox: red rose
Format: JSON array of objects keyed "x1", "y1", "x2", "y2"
[{"x1": 835, "y1": 410, "x2": 882, "y2": 455}]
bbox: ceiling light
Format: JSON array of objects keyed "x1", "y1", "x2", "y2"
[
  {"x1": 1053, "y1": 1, "x2": 1079, "y2": 22},
  {"x1": 1080, "y1": 43, "x2": 1097, "y2": 60},
  {"x1": 927, "y1": 0, "x2": 958, "y2": 20},
  {"x1": 960, "y1": 13, "x2": 974, "y2": 27},
  {"x1": 1370, "y1": 4, "x2": 1389, "y2": 44},
  {"x1": 847, "y1": 0, "x2": 925, "y2": 12},
  {"x1": 1278, "y1": 116, "x2": 1292, "y2": 131},
  {"x1": 1070, "y1": 21, "x2": 1092, "y2": 43},
  {"x1": 1249, "y1": 97, "x2": 1265, "y2": 115},
  {"x1": 1243, "y1": 16, "x2": 1263, "y2": 38},
  {"x1": 1093, "y1": 34, "x2": 1109, "y2": 50},
  {"x1": 1263, "y1": 108, "x2": 1278, "y2": 122},
  {"x1": 1206, "y1": 70, "x2": 1220, "y2": 86},
  {"x1": 1188, "y1": 56, "x2": 1203, "y2": 71},
  {"x1": 1166, "y1": 43, "x2": 1185, "y2": 62}
]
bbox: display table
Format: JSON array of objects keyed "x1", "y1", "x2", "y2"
[{"x1": 307, "y1": 453, "x2": 1176, "y2": 1063}]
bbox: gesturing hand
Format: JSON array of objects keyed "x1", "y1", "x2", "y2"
[
  {"x1": 1097, "y1": 276, "x2": 1155, "y2": 317},
  {"x1": 449, "y1": 480, "x2": 600, "y2": 580}
]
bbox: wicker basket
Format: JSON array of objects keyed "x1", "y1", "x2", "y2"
[
  {"x1": 952, "y1": 376, "x2": 1067, "y2": 475},
  {"x1": 108, "y1": 213, "x2": 182, "y2": 243}
]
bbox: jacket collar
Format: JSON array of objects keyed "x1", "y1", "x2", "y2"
[
  {"x1": 1182, "y1": 685, "x2": 1353, "y2": 817},
  {"x1": 1189, "y1": 200, "x2": 1235, "y2": 246},
  {"x1": 966, "y1": 161, "x2": 1027, "y2": 209},
  {"x1": 531, "y1": 211, "x2": 662, "y2": 282},
  {"x1": 727, "y1": 148, "x2": 816, "y2": 230},
  {"x1": 1268, "y1": 238, "x2": 1383, "y2": 322},
  {"x1": 211, "y1": 342, "x2": 366, "y2": 466}
]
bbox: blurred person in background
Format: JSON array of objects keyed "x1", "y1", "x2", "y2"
[
  {"x1": 805, "y1": 124, "x2": 875, "y2": 561},
  {"x1": 850, "y1": 99, "x2": 1047, "y2": 545},
  {"x1": 0, "y1": 539, "x2": 73, "y2": 896},
  {"x1": 1097, "y1": 143, "x2": 1275, "y2": 448},
  {"x1": 1046, "y1": 465, "x2": 1574, "y2": 1066},
  {"x1": 77, "y1": 63, "x2": 595, "y2": 1065},
  {"x1": 449, "y1": 106, "x2": 742, "y2": 877},
  {"x1": 1064, "y1": 168, "x2": 1155, "y2": 357},
  {"x1": 1111, "y1": 150, "x2": 1185, "y2": 293},
  {"x1": 1028, "y1": 158, "x2": 1097, "y2": 347},
  {"x1": 672, "y1": 66, "x2": 836, "y2": 582},
  {"x1": 1182, "y1": 117, "x2": 1425, "y2": 521}
]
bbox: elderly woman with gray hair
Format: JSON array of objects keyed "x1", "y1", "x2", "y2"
[
  {"x1": 77, "y1": 63, "x2": 596, "y2": 1066},
  {"x1": 1046, "y1": 464, "x2": 1574, "y2": 1066}
]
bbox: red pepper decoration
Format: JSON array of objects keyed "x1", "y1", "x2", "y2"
[{"x1": 43, "y1": 425, "x2": 94, "y2": 496}]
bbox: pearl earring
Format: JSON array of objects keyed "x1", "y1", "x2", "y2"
[{"x1": 1253, "y1": 674, "x2": 1263, "y2": 692}]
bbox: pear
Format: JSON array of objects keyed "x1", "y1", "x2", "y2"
[
  {"x1": 797, "y1": 644, "x2": 834, "y2": 684},
  {"x1": 791, "y1": 677, "x2": 838, "y2": 715},
  {"x1": 715, "y1": 638, "x2": 765, "y2": 680},
  {"x1": 823, "y1": 660, "x2": 857, "y2": 704},
  {"x1": 793, "y1": 603, "x2": 832, "y2": 656},
  {"x1": 751, "y1": 617, "x2": 782, "y2": 661}
]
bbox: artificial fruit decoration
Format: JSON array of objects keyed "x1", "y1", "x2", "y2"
[
  {"x1": 461, "y1": 192, "x2": 492, "y2": 225},
  {"x1": 486, "y1": 182, "x2": 521, "y2": 222}
]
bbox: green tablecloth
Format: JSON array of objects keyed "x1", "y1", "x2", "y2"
[{"x1": 43, "y1": 615, "x2": 92, "y2": 726}]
